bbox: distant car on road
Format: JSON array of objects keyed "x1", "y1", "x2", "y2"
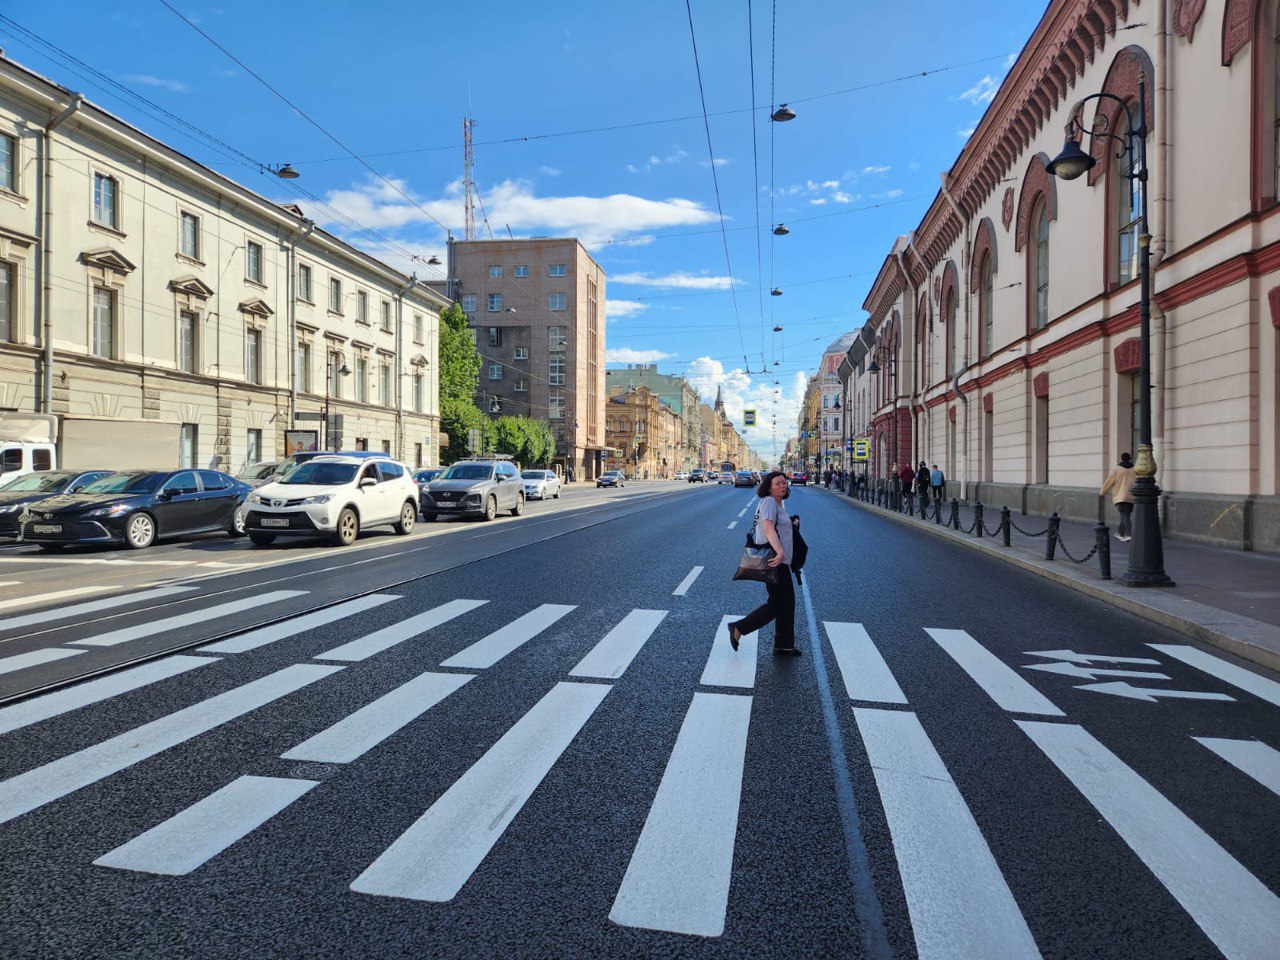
[
  {"x1": 0, "y1": 469, "x2": 115, "y2": 539},
  {"x1": 521, "y1": 469, "x2": 561, "y2": 500},
  {"x1": 423, "y1": 458, "x2": 525, "y2": 522},
  {"x1": 688, "y1": 468, "x2": 708, "y2": 483},
  {"x1": 732, "y1": 470, "x2": 756, "y2": 488},
  {"x1": 790, "y1": 471, "x2": 808, "y2": 485},
  {"x1": 674, "y1": 471, "x2": 690, "y2": 481},
  {"x1": 597, "y1": 470, "x2": 626, "y2": 489},
  {"x1": 237, "y1": 461, "x2": 284, "y2": 488},
  {"x1": 413, "y1": 468, "x2": 443, "y2": 510}
]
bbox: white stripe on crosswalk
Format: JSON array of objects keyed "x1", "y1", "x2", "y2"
[
  {"x1": 1193, "y1": 737, "x2": 1280, "y2": 799},
  {"x1": 925, "y1": 628, "x2": 1063, "y2": 716},
  {"x1": 316, "y1": 599, "x2": 488, "y2": 662},
  {"x1": 282, "y1": 671, "x2": 474, "y2": 764},
  {"x1": 351, "y1": 680, "x2": 611, "y2": 902},
  {"x1": 0, "y1": 663, "x2": 340, "y2": 825},
  {"x1": 200, "y1": 594, "x2": 403, "y2": 654},
  {"x1": 610, "y1": 691, "x2": 753, "y2": 938},
  {"x1": 1149, "y1": 644, "x2": 1280, "y2": 708},
  {"x1": 570, "y1": 609, "x2": 668, "y2": 680},
  {"x1": 72, "y1": 591, "x2": 309, "y2": 647},
  {"x1": 0, "y1": 647, "x2": 85, "y2": 676},
  {"x1": 700, "y1": 615, "x2": 754, "y2": 689},
  {"x1": 672, "y1": 566, "x2": 703, "y2": 596},
  {"x1": 1019, "y1": 720, "x2": 1280, "y2": 960},
  {"x1": 94, "y1": 775, "x2": 318, "y2": 876},
  {"x1": 857, "y1": 708, "x2": 1041, "y2": 960},
  {"x1": 440, "y1": 604, "x2": 577, "y2": 670},
  {"x1": 825, "y1": 622, "x2": 907, "y2": 704},
  {"x1": 0, "y1": 655, "x2": 218, "y2": 736},
  {"x1": 0, "y1": 585, "x2": 197, "y2": 632}
]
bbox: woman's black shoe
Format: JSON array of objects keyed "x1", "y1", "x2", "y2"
[
  {"x1": 729, "y1": 624, "x2": 743, "y2": 652},
  {"x1": 772, "y1": 647, "x2": 802, "y2": 657}
]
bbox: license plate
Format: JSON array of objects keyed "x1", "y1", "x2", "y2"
[
  {"x1": 436, "y1": 501, "x2": 457, "y2": 509},
  {"x1": 260, "y1": 518, "x2": 290, "y2": 527},
  {"x1": 31, "y1": 524, "x2": 62, "y2": 534}
]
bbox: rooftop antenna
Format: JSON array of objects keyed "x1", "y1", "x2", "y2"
[{"x1": 463, "y1": 113, "x2": 477, "y2": 241}]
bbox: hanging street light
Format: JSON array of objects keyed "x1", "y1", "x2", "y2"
[
  {"x1": 773, "y1": 223, "x2": 790, "y2": 235},
  {"x1": 771, "y1": 103, "x2": 796, "y2": 122},
  {"x1": 426, "y1": 255, "x2": 442, "y2": 266},
  {"x1": 771, "y1": 288, "x2": 783, "y2": 297},
  {"x1": 263, "y1": 163, "x2": 300, "y2": 179}
]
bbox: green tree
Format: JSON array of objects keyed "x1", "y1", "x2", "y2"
[{"x1": 438, "y1": 302, "x2": 480, "y2": 405}]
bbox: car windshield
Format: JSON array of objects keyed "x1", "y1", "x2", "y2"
[
  {"x1": 83, "y1": 472, "x2": 164, "y2": 494},
  {"x1": 415, "y1": 470, "x2": 441, "y2": 482},
  {"x1": 441, "y1": 464, "x2": 492, "y2": 481},
  {"x1": 0, "y1": 472, "x2": 73, "y2": 492},
  {"x1": 238, "y1": 463, "x2": 278, "y2": 480},
  {"x1": 520, "y1": 471, "x2": 546, "y2": 480},
  {"x1": 279, "y1": 461, "x2": 359, "y2": 485}
]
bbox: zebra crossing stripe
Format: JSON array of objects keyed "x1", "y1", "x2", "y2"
[
  {"x1": 1193, "y1": 737, "x2": 1280, "y2": 799},
  {"x1": 700, "y1": 615, "x2": 753, "y2": 689},
  {"x1": 440, "y1": 604, "x2": 577, "y2": 670},
  {"x1": 201, "y1": 594, "x2": 403, "y2": 654},
  {"x1": 351, "y1": 680, "x2": 611, "y2": 902},
  {"x1": 570, "y1": 609, "x2": 669, "y2": 680},
  {"x1": 1149, "y1": 644, "x2": 1280, "y2": 708},
  {"x1": 925, "y1": 628, "x2": 1064, "y2": 716},
  {"x1": 316, "y1": 599, "x2": 488, "y2": 662},
  {"x1": 672, "y1": 566, "x2": 703, "y2": 597},
  {"x1": 0, "y1": 663, "x2": 341, "y2": 825},
  {"x1": 0, "y1": 647, "x2": 85, "y2": 676},
  {"x1": 857, "y1": 708, "x2": 1042, "y2": 960},
  {"x1": 610, "y1": 691, "x2": 753, "y2": 938},
  {"x1": 282, "y1": 671, "x2": 474, "y2": 764},
  {"x1": 1019, "y1": 720, "x2": 1280, "y2": 960},
  {"x1": 94, "y1": 775, "x2": 318, "y2": 876},
  {"x1": 824, "y1": 622, "x2": 907, "y2": 704},
  {"x1": 72, "y1": 591, "x2": 309, "y2": 647},
  {"x1": 0, "y1": 585, "x2": 196, "y2": 632}
]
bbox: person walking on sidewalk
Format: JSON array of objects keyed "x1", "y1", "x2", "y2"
[
  {"x1": 730, "y1": 471, "x2": 802, "y2": 657},
  {"x1": 1100, "y1": 452, "x2": 1136, "y2": 541},
  {"x1": 915, "y1": 460, "x2": 931, "y2": 510},
  {"x1": 930, "y1": 463, "x2": 946, "y2": 503},
  {"x1": 896, "y1": 461, "x2": 915, "y2": 510}
]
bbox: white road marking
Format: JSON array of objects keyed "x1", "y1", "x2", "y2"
[
  {"x1": 570, "y1": 609, "x2": 669, "y2": 680},
  {"x1": 736, "y1": 508, "x2": 747, "y2": 518},
  {"x1": 672, "y1": 566, "x2": 704, "y2": 597},
  {"x1": 825, "y1": 622, "x2": 907, "y2": 704},
  {"x1": 0, "y1": 663, "x2": 341, "y2": 825},
  {"x1": 610, "y1": 691, "x2": 753, "y2": 938},
  {"x1": 441, "y1": 604, "x2": 577, "y2": 670},
  {"x1": 0, "y1": 580, "x2": 21, "y2": 587},
  {"x1": 71, "y1": 591, "x2": 308, "y2": 648},
  {"x1": 1018, "y1": 720, "x2": 1280, "y2": 960},
  {"x1": 700, "y1": 615, "x2": 754, "y2": 690},
  {"x1": 315, "y1": 599, "x2": 488, "y2": 662},
  {"x1": 200, "y1": 594, "x2": 403, "y2": 654},
  {"x1": 925, "y1": 628, "x2": 1064, "y2": 716},
  {"x1": 857, "y1": 708, "x2": 1041, "y2": 960},
  {"x1": 0, "y1": 647, "x2": 86, "y2": 676},
  {"x1": 0, "y1": 585, "x2": 197, "y2": 632},
  {"x1": 1075, "y1": 681, "x2": 1235, "y2": 703},
  {"x1": 94, "y1": 775, "x2": 318, "y2": 876},
  {"x1": 282, "y1": 671, "x2": 473, "y2": 764},
  {"x1": 727, "y1": 521, "x2": 737, "y2": 530},
  {"x1": 351, "y1": 680, "x2": 611, "y2": 902},
  {"x1": 1148, "y1": 644, "x2": 1280, "y2": 708},
  {"x1": 0, "y1": 655, "x2": 218, "y2": 736},
  {"x1": 1193, "y1": 737, "x2": 1280, "y2": 798}
]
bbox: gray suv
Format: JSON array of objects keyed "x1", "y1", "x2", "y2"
[{"x1": 423, "y1": 459, "x2": 525, "y2": 521}]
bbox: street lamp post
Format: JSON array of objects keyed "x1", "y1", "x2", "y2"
[
  {"x1": 324, "y1": 355, "x2": 351, "y2": 451},
  {"x1": 1046, "y1": 80, "x2": 1173, "y2": 587},
  {"x1": 867, "y1": 343, "x2": 899, "y2": 508}
]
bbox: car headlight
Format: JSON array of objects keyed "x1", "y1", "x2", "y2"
[
  {"x1": 466, "y1": 492, "x2": 482, "y2": 502},
  {"x1": 84, "y1": 504, "x2": 131, "y2": 518},
  {"x1": 0, "y1": 504, "x2": 20, "y2": 514},
  {"x1": 300, "y1": 494, "x2": 332, "y2": 506},
  {"x1": 248, "y1": 493, "x2": 266, "y2": 505}
]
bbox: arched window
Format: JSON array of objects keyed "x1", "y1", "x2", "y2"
[
  {"x1": 945, "y1": 289, "x2": 957, "y2": 377},
  {"x1": 1015, "y1": 153, "x2": 1057, "y2": 334},
  {"x1": 1033, "y1": 201, "x2": 1050, "y2": 330},
  {"x1": 980, "y1": 253, "x2": 994, "y2": 358},
  {"x1": 1115, "y1": 125, "x2": 1142, "y2": 285}
]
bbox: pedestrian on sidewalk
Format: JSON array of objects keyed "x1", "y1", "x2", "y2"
[
  {"x1": 730, "y1": 471, "x2": 802, "y2": 657},
  {"x1": 915, "y1": 460, "x2": 931, "y2": 510},
  {"x1": 930, "y1": 463, "x2": 946, "y2": 503},
  {"x1": 1100, "y1": 452, "x2": 1136, "y2": 541},
  {"x1": 567, "y1": 467, "x2": 575, "y2": 484},
  {"x1": 897, "y1": 461, "x2": 915, "y2": 508}
]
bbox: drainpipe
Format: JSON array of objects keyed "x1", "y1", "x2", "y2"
[
  {"x1": 40, "y1": 93, "x2": 83, "y2": 414},
  {"x1": 394, "y1": 273, "x2": 418, "y2": 462},
  {"x1": 286, "y1": 218, "x2": 314, "y2": 435},
  {"x1": 893, "y1": 248, "x2": 915, "y2": 463},
  {"x1": 1150, "y1": 0, "x2": 1171, "y2": 502},
  {"x1": 941, "y1": 176, "x2": 973, "y2": 500}
]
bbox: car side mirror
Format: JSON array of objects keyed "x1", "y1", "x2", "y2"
[
  {"x1": 158, "y1": 489, "x2": 174, "y2": 501},
  {"x1": 360, "y1": 477, "x2": 377, "y2": 488}
]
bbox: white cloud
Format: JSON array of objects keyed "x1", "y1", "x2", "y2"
[
  {"x1": 862, "y1": 164, "x2": 891, "y2": 175},
  {"x1": 609, "y1": 347, "x2": 673, "y2": 364},
  {"x1": 959, "y1": 74, "x2": 1001, "y2": 107},
  {"x1": 685, "y1": 357, "x2": 800, "y2": 459},
  {"x1": 627, "y1": 147, "x2": 689, "y2": 173},
  {"x1": 605, "y1": 299, "x2": 648, "y2": 321},
  {"x1": 538, "y1": 166, "x2": 561, "y2": 176},
  {"x1": 611, "y1": 271, "x2": 735, "y2": 290},
  {"x1": 780, "y1": 178, "x2": 856, "y2": 205},
  {"x1": 957, "y1": 124, "x2": 978, "y2": 140},
  {"x1": 872, "y1": 189, "x2": 904, "y2": 200},
  {"x1": 698, "y1": 157, "x2": 730, "y2": 167},
  {"x1": 121, "y1": 74, "x2": 187, "y2": 93},
  {"x1": 908, "y1": 159, "x2": 921, "y2": 171}
]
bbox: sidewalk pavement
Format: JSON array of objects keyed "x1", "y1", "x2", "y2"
[{"x1": 829, "y1": 486, "x2": 1280, "y2": 673}]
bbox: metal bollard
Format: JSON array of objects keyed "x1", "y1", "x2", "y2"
[
  {"x1": 1001, "y1": 506, "x2": 1011, "y2": 546},
  {"x1": 1095, "y1": 522, "x2": 1111, "y2": 579},
  {"x1": 1046, "y1": 512, "x2": 1060, "y2": 560},
  {"x1": 935, "y1": 497, "x2": 943, "y2": 525},
  {"x1": 974, "y1": 501, "x2": 984, "y2": 538},
  {"x1": 904, "y1": 491, "x2": 913, "y2": 515},
  {"x1": 951, "y1": 498, "x2": 960, "y2": 530}
]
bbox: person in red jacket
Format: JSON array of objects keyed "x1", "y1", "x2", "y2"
[{"x1": 897, "y1": 462, "x2": 915, "y2": 508}]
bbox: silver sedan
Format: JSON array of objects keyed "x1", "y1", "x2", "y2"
[{"x1": 521, "y1": 469, "x2": 561, "y2": 500}]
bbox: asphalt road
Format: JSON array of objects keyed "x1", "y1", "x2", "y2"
[{"x1": 1, "y1": 482, "x2": 1278, "y2": 959}]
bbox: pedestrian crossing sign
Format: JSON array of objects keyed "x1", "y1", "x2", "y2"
[
  {"x1": 853, "y1": 438, "x2": 870, "y2": 461},
  {"x1": 744, "y1": 409, "x2": 756, "y2": 426}
]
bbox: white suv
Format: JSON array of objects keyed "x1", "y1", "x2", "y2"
[{"x1": 245, "y1": 455, "x2": 418, "y2": 547}]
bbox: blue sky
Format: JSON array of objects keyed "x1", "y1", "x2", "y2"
[{"x1": 5, "y1": 1, "x2": 1043, "y2": 460}]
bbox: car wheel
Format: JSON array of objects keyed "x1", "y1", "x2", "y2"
[
  {"x1": 553, "y1": 490, "x2": 560, "y2": 499},
  {"x1": 511, "y1": 493, "x2": 524, "y2": 517},
  {"x1": 331, "y1": 507, "x2": 359, "y2": 546},
  {"x1": 228, "y1": 504, "x2": 247, "y2": 537},
  {"x1": 482, "y1": 496, "x2": 497, "y2": 522},
  {"x1": 394, "y1": 501, "x2": 416, "y2": 535},
  {"x1": 249, "y1": 532, "x2": 276, "y2": 547},
  {"x1": 125, "y1": 512, "x2": 156, "y2": 550}
]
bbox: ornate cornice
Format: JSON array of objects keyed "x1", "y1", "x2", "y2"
[
  {"x1": 1223, "y1": 0, "x2": 1258, "y2": 66},
  {"x1": 971, "y1": 217, "x2": 999, "y2": 287},
  {"x1": 1015, "y1": 154, "x2": 1058, "y2": 252},
  {"x1": 1172, "y1": 0, "x2": 1206, "y2": 41},
  {"x1": 168, "y1": 275, "x2": 214, "y2": 298},
  {"x1": 80, "y1": 247, "x2": 136, "y2": 274}
]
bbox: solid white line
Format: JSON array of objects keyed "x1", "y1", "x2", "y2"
[
  {"x1": 672, "y1": 566, "x2": 704, "y2": 597},
  {"x1": 700, "y1": 615, "x2": 754, "y2": 690},
  {"x1": 610, "y1": 691, "x2": 753, "y2": 937},
  {"x1": 200, "y1": 594, "x2": 403, "y2": 654},
  {"x1": 727, "y1": 521, "x2": 737, "y2": 530},
  {"x1": 94, "y1": 775, "x2": 318, "y2": 876},
  {"x1": 0, "y1": 655, "x2": 218, "y2": 736},
  {"x1": 72, "y1": 591, "x2": 309, "y2": 648},
  {"x1": 925, "y1": 628, "x2": 1063, "y2": 716},
  {"x1": 858, "y1": 708, "x2": 1041, "y2": 960},
  {"x1": 825, "y1": 623, "x2": 907, "y2": 705},
  {"x1": 1149, "y1": 644, "x2": 1280, "y2": 708},
  {"x1": 570, "y1": 609, "x2": 669, "y2": 680},
  {"x1": 0, "y1": 647, "x2": 86, "y2": 676},
  {"x1": 1193, "y1": 737, "x2": 1280, "y2": 799},
  {"x1": 0, "y1": 663, "x2": 341, "y2": 825},
  {"x1": 0, "y1": 580, "x2": 21, "y2": 587},
  {"x1": 0, "y1": 585, "x2": 198, "y2": 632},
  {"x1": 441, "y1": 604, "x2": 577, "y2": 670},
  {"x1": 1019, "y1": 720, "x2": 1280, "y2": 959},
  {"x1": 351, "y1": 680, "x2": 611, "y2": 902},
  {"x1": 316, "y1": 599, "x2": 488, "y2": 662},
  {"x1": 282, "y1": 671, "x2": 474, "y2": 764}
]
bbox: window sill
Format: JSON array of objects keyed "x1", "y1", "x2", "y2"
[
  {"x1": 176, "y1": 253, "x2": 206, "y2": 268},
  {"x1": 0, "y1": 187, "x2": 30, "y2": 206},
  {"x1": 88, "y1": 219, "x2": 126, "y2": 240},
  {"x1": 297, "y1": 297, "x2": 315, "y2": 307},
  {"x1": 355, "y1": 319, "x2": 372, "y2": 327},
  {"x1": 328, "y1": 310, "x2": 346, "y2": 319},
  {"x1": 244, "y1": 278, "x2": 268, "y2": 291}
]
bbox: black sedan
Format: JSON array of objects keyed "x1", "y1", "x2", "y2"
[
  {"x1": 0, "y1": 470, "x2": 115, "y2": 539},
  {"x1": 17, "y1": 469, "x2": 251, "y2": 550}
]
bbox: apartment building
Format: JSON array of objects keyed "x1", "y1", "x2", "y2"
[{"x1": 605, "y1": 363, "x2": 701, "y2": 469}]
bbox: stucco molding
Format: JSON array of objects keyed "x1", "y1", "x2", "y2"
[
  {"x1": 1268, "y1": 286, "x2": 1280, "y2": 329},
  {"x1": 1001, "y1": 187, "x2": 1015, "y2": 231},
  {"x1": 1223, "y1": 0, "x2": 1258, "y2": 66},
  {"x1": 971, "y1": 217, "x2": 999, "y2": 288},
  {"x1": 1033, "y1": 372, "x2": 1050, "y2": 398},
  {"x1": 1113, "y1": 336, "x2": 1141, "y2": 373},
  {"x1": 1172, "y1": 0, "x2": 1206, "y2": 42},
  {"x1": 1088, "y1": 45, "x2": 1158, "y2": 186},
  {"x1": 1015, "y1": 153, "x2": 1058, "y2": 252},
  {"x1": 983, "y1": 392, "x2": 994, "y2": 413}
]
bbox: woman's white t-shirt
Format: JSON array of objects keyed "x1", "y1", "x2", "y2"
[{"x1": 756, "y1": 496, "x2": 792, "y2": 566}]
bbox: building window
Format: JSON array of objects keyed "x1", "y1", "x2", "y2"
[
  {"x1": 549, "y1": 389, "x2": 565, "y2": 419},
  {"x1": 487, "y1": 293, "x2": 503, "y2": 312},
  {"x1": 91, "y1": 286, "x2": 114, "y2": 359},
  {"x1": 179, "y1": 211, "x2": 200, "y2": 259},
  {"x1": 296, "y1": 340, "x2": 312, "y2": 392},
  {"x1": 414, "y1": 442, "x2": 422, "y2": 468},
  {"x1": 180, "y1": 423, "x2": 198, "y2": 469},
  {"x1": 488, "y1": 326, "x2": 502, "y2": 347},
  {"x1": 1115, "y1": 131, "x2": 1142, "y2": 286},
  {"x1": 247, "y1": 428, "x2": 262, "y2": 465},
  {"x1": 298, "y1": 264, "x2": 313, "y2": 302},
  {"x1": 514, "y1": 378, "x2": 528, "y2": 392},
  {"x1": 1033, "y1": 201, "x2": 1049, "y2": 330},
  {"x1": 513, "y1": 346, "x2": 528, "y2": 360},
  {"x1": 488, "y1": 265, "x2": 503, "y2": 278},
  {"x1": 945, "y1": 290, "x2": 957, "y2": 377},
  {"x1": 549, "y1": 355, "x2": 565, "y2": 385},
  {"x1": 0, "y1": 134, "x2": 13, "y2": 192},
  {"x1": 381, "y1": 300, "x2": 392, "y2": 332},
  {"x1": 1126, "y1": 373, "x2": 1140, "y2": 460},
  {"x1": 0, "y1": 262, "x2": 12, "y2": 343},
  {"x1": 354, "y1": 356, "x2": 369, "y2": 403},
  {"x1": 246, "y1": 240, "x2": 263, "y2": 284},
  {"x1": 548, "y1": 293, "x2": 566, "y2": 311},
  {"x1": 548, "y1": 263, "x2": 567, "y2": 277},
  {"x1": 328, "y1": 350, "x2": 344, "y2": 400},
  {"x1": 382, "y1": 439, "x2": 391, "y2": 454},
  {"x1": 413, "y1": 372, "x2": 424, "y2": 412},
  {"x1": 356, "y1": 290, "x2": 369, "y2": 324},
  {"x1": 548, "y1": 326, "x2": 564, "y2": 351},
  {"x1": 513, "y1": 264, "x2": 528, "y2": 278},
  {"x1": 980, "y1": 253, "x2": 994, "y2": 358},
  {"x1": 93, "y1": 173, "x2": 118, "y2": 228},
  {"x1": 489, "y1": 362, "x2": 503, "y2": 381},
  {"x1": 329, "y1": 278, "x2": 343, "y2": 313},
  {"x1": 461, "y1": 294, "x2": 477, "y2": 313},
  {"x1": 178, "y1": 310, "x2": 198, "y2": 373},
  {"x1": 489, "y1": 397, "x2": 502, "y2": 413},
  {"x1": 413, "y1": 313, "x2": 424, "y2": 343},
  {"x1": 245, "y1": 328, "x2": 262, "y2": 384},
  {"x1": 380, "y1": 362, "x2": 392, "y2": 406}
]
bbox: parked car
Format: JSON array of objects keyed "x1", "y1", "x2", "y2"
[
  {"x1": 0, "y1": 469, "x2": 116, "y2": 539},
  {"x1": 674, "y1": 471, "x2": 690, "y2": 481},
  {"x1": 521, "y1": 469, "x2": 561, "y2": 500},
  {"x1": 237, "y1": 461, "x2": 284, "y2": 488},
  {"x1": 423, "y1": 458, "x2": 525, "y2": 521},
  {"x1": 688, "y1": 468, "x2": 708, "y2": 483},
  {"x1": 16, "y1": 469, "x2": 250, "y2": 550},
  {"x1": 413, "y1": 468, "x2": 443, "y2": 510},
  {"x1": 246, "y1": 455, "x2": 418, "y2": 547},
  {"x1": 733, "y1": 470, "x2": 756, "y2": 488},
  {"x1": 790, "y1": 471, "x2": 808, "y2": 485},
  {"x1": 272, "y1": 449, "x2": 392, "y2": 481}
]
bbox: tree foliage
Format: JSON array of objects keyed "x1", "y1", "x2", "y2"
[
  {"x1": 490, "y1": 416, "x2": 556, "y2": 466},
  {"x1": 438, "y1": 303, "x2": 480, "y2": 405}
]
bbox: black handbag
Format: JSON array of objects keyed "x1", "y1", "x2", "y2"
[{"x1": 733, "y1": 504, "x2": 779, "y2": 584}]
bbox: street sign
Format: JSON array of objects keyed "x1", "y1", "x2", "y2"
[
  {"x1": 468, "y1": 428, "x2": 481, "y2": 452},
  {"x1": 852, "y1": 438, "x2": 870, "y2": 462},
  {"x1": 744, "y1": 409, "x2": 756, "y2": 427},
  {"x1": 293, "y1": 412, "x2": 323, "y2": 422}
]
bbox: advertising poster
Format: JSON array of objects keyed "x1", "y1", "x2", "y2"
[{"x1": 285, "y1": 430, "x2": 319, "y2": 456}]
